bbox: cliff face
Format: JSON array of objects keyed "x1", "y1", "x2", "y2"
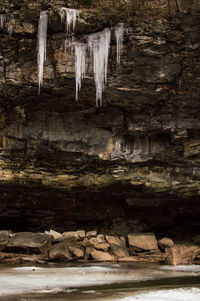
[{"x1": 0, "y1": 0, "x2": 200, "y2": 237}]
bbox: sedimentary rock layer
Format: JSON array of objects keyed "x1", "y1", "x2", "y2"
[{"x1": 0, "y1": 1, "x2": 200, "y2": 237}]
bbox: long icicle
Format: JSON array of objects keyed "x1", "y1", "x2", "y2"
[
  {"x1": 88, "y1": 28, "x2": 111, "y2": 107},
  {"x1": 75, "y1": 43, "x2": 86, "y2": 101},
  {"x1": 115, "y1": 23, "x2": 125, "y2": 64},
  {"x1": 37, "y1": 11, "x2": 48, "y2": 95}
]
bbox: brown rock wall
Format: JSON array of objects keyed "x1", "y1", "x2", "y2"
[{"x1": 0, "y1": 1, "x2": 200, "y2": 236}]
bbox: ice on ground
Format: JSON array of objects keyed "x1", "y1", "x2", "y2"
[{"x1": 116, "y1": 288, "x2": 200, "y2": 301}]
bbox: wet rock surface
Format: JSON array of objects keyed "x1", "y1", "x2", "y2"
[{"x1": 0, "y1": 0, "x2": 200, "y2": 240}]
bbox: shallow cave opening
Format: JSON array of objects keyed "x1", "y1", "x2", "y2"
[{"x1": 0, "y1": 182, "x2": 199, "y2": 244}]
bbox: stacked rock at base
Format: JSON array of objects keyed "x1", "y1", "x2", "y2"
[{"x1": 0, "y1": 229, "x2": 198, "y2": 265}]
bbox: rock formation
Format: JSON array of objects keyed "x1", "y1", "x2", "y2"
[{"x1": 0, "y1": 0, "x2": 200, "y2": 244}]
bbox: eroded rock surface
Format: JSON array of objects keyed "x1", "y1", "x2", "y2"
[{"x1": 0, "y1": 1, "x2": 200, "y2": 239}]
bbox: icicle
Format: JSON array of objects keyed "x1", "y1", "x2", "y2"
[
  {"x1": 64, "y1": 35, "x2": 75, "y2": 58},
  {"x1": 37, "y1": 11, "x2": 48, "y2": 95},
  {"x1": 88, "y1": 28, "x2": 111, "y2": 106},
  {"x1": 8, "y1": 25, "x2": 13, "y2": 36},
  {"x1": 0, "y1": 15, "x2": 5, "y2": 29},
  {"x1": 115, "y1": 23, "x2": 125, "y2": 64},
  {"x1": 75, "y1": 43, "x2": 86, "y2": 101},
  {"x1": 59, "y1": 7, "x2": 79, "y2": 34}
]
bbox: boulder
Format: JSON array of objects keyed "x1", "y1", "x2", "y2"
[
  {"x1": 106, "y1": 235, "x2": 125, "y2": 247},
  {"x1": 0, "y1": 231, "x2": 9, "y2": 250},
  {"x1": 49, "y1": 230, "x2": 62, "y2": 240},
  {"x1": 94, "y1": 242, "x2": 110, "y2": 251},
  {"x1": 165, "y1": 245, "x2": 200, "y2": 265},
  {"x1": 89, "y1": 236, "x2": 109, "y2": 251},
  {"x1": 90, "y1": 236, "x2": 105, "y2": 245},
  {"x1": 45, "y1": 230, "x2": 62, "y2": 240},
  {"x1": 62, "y1": 231, "x2": 80, "y2": 240},
  {"x1": 85, "y1": 246, "x2": 95, "y2": 260},
  {"x1": 97, "y1": 234, "x2": 105, "y2": 241},
  {"x1": 110, "y1": 244, "x2": 129, "y2": 258},
  {"x1": 158, "y1": 237, "x2": 174, "y2": 249},
  {"x1": 128, "y1": 233, "x2": 158, "y2": 251},
  {"x1": 165, "y1": 246, "x2": 179, "y2": 265},
  {"x1": 90, "y1": 250, "x2": 115, "y2": 262},
  {"x1": 62, "y1": 230, "x2": 85, "y2": 240},
  {"x1": 120, "y1": 236, "x2": 126, "y2": 247},
  {"x1": 68, "y1": 244, "x2": 84, "y2": 258},
  {"x1": 7, "y1": 232, "x2": 52, "y2": 255},
  {"x1": 49, "y1": 242, "x2": 72, "y2": 261},
  {"x1": 81, "y1": 238, "x2": 93, "y2": 247},
  {"x1": 86, "y1": 231, "x2": 97, "y2": 238},
  {"x1": 77, "y1": 230, "x2": 86, "y2": 239}
]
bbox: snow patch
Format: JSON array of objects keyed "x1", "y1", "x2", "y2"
[
  {"x1": 38, "y1": 288, "x2": 77, "y2": 294},
  {"x1": 116, "y1": 288, "x2": 200, "y2": 301},
  {"x1": 13, "y1": 266, "x2": 44, "y2": 271},
  {"x1": 161, "y1": 265, "x2": 200, "y2": 272}
]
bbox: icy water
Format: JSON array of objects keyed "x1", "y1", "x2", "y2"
[{"x1": 0, "y1": 263, "x2": 200, "y2": 301}]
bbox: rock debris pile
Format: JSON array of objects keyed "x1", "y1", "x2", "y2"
[{"x1": 0, "y1": 230, "x2": 199, "y2": 265}]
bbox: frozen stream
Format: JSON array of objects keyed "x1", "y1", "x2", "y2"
[{"x1": 0, "y1": 263, "x2": 200, "y2": 300}]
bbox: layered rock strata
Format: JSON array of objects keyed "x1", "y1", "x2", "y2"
[{"x1": 0, "y1": 1, "x2": 200, "y2": 238}]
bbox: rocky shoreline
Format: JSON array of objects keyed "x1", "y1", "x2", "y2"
[{"x1": 0, "y1": 230, "x2": 199, "y2": 266}]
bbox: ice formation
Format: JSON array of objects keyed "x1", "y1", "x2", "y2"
[
  {"x1": 75, "y1": 43, "x2": 86, "y2": 101},
  {"x1": 59, "y1": 7, "x2": 79, "y2": 34},
  {"x1": 58, "y1": 8, "x2": 111, "y2": 105},
  {"x1": 64, "y1": 36, "x2": 75, "y2": 58},
  {"x1": 8, "y1": 25, "x2": 13, "y2": 36},
  {"x1": 115, "y1": 23, "x2": 125, "y2": 64},
  {"x1": 0, "y1": 15, "x2": 5, "y2": 29},
  {"x1": 37, "y1": 11, "x2": 48, "y2": 94},
  {"x1": 88, "y1": 28, "x2": 111, "y2": 106}
]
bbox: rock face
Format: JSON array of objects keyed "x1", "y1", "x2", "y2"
[{"x1": 0, "y1": 0, "x2": 199, "y2": 239}]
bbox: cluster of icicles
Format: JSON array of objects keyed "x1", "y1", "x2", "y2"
[{"x1": 37, "y1": 9, "x2": 125, "y2": 106}]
